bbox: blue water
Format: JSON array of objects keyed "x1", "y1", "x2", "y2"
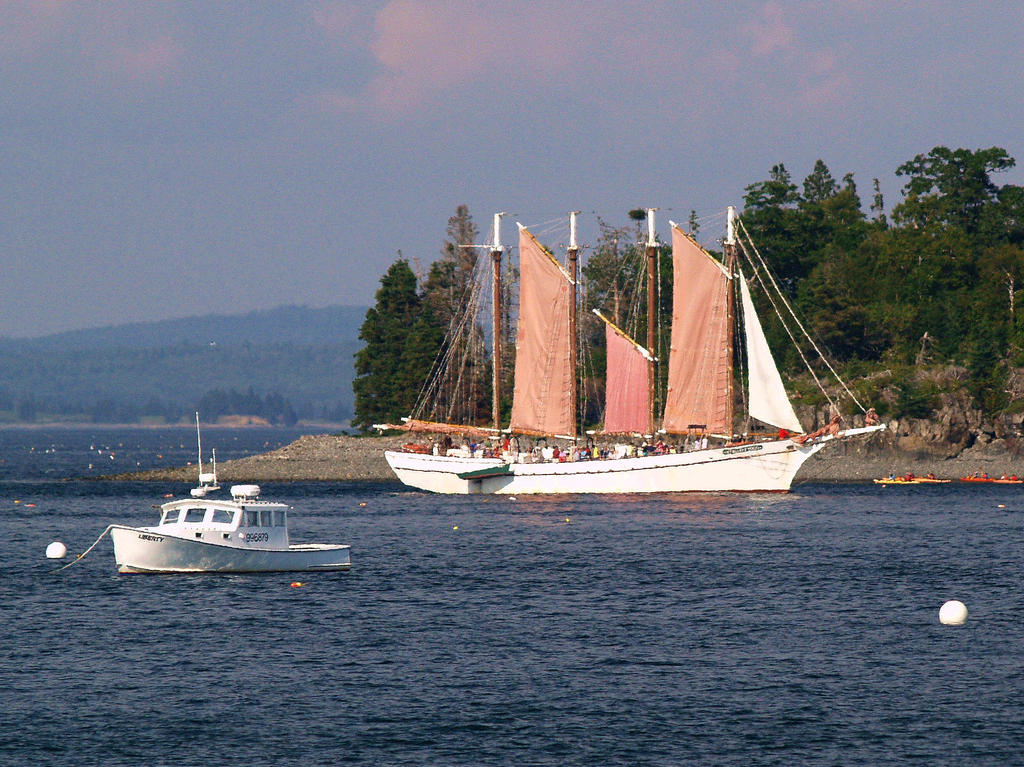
[
  {"x1": 2, "y1": 429, "x2": 1023, "y2": 766},
  {"x1": 0, "y1": 425, "x2": 310, "y2": 481}
]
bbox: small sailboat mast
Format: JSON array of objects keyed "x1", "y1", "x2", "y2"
[
  {"x1": 195, "y1": 410, "x2": 203, "y2": 470},
  {"x1": 191, "y1": 411, "x2": 219, "y2": 497}
]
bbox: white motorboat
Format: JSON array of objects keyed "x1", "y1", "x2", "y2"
[{"x1": 109, "y1": 484, "x2": 351, "y2": 574}]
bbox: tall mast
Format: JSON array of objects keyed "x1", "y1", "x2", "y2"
[
  {"x1": 567, "y1": 211, "x2": 580, "y2": 440},
  {"x1": 724, "y1": 205, "x2": 738, "y2": 437},
  {"x1": 491, "y1": 212, "x2": 505, "y2": 431},
  {"x1": 645, "y1": 208, "x2": 658, "y2": 436}
]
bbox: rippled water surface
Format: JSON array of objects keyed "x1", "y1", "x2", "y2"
[{"x1": 2, "y1": 429, "x2": 1023, "y2": 766}]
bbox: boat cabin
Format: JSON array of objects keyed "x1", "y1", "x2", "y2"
[{"x1": 151, "y1": 484, "x2": 289, "y2": 550}]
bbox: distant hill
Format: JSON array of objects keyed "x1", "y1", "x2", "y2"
[
  {"x1": 0, "y1": 305, "x2": 368, "y2": 351},
  {"x1": 0, "y1": 305, "x2": 368, "y2": 424}
]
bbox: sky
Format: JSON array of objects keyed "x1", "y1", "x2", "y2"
[{"x1": 2, "y1": 0, "x2": 1022, "y2": 337}]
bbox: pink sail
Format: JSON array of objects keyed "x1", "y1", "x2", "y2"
[
  {"x1": 602, "y1": 321, "x2": 651, "y2": 434},
  {"x1": 662, "y1": 225, "x2": 732, "y2": 434},
  {"x1": 509, "y1": 226, "x2": 575, "y2": 436}
]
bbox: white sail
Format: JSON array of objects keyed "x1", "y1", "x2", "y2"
[{"x1": 740, "y1": 275, "x2": 803, "y2": 432}]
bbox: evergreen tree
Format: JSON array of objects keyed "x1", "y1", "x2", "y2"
[
  {"x1": 417, "y1": 205, "x2": 492, "y2": 426},
  {"x1": 742, "y1": 164, "x2": 806, "y2": 292},
  {"x1": 893, "y1": 146, "x2": 1015, "y2": 235},
  {"x1": 988, "y1": 181, "x2": 1024, "y2": 245},
  {"x1": 744, "y1": 163, "x2": 800, "y2": 209},
  {"x1": 581, "y1": 219, "x2": 640, "y2": 329},
  {"x1": 353, "y1": 260, "x2": 425, "y2": 430},
  {"x1": 802, "y1": 159, "x2": 838, "y2": 203},
  {"x1": 870, "y1": 178, "x2": 887, "y2": 225},
  {"x1": 423, "y1": 205, "x2": 480, "y2": 328}
]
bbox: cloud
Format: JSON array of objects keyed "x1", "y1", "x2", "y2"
[
  {"x1": 312, "y1": 0, "x2": 860, "y2": 124},
  {"x1": 315, "y1": 0, "x2": 657, "y2": 118},
  {"x1": 0, "y1": 0, "x2": 67, "y2": 57},
  {"x1": 794, "y1": 48, "x2": 855, "y2": 110},
  {"x1": 100, "y1": 35, "x2": 185, "y2": 84},
  {"x1": 313, "y1": 2, "x2": 377, "y2": 47},
  {"x1": 733, "y1": 2, "x2": 855, "y2": 111},
  {"x1": 1, "y1": 3, "x2": 185, "y2": 93},
  {"x1": 745, "y1": 1, "x2": 796, "y2": 56},
  {"x1": 316, "y1": 0, "x2": 515, "y2": 115}
]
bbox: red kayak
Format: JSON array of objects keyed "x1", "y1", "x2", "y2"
[{"x1": 959, "y1": 476, "x2": 1022, "y2": 483}]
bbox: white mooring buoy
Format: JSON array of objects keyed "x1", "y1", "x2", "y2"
[
  {"x1": 45, "y1": 541, "x2": 68, "y2": 559},
  {"x1": 939, "y1": 600, "x2": 968, "y2": 625}
]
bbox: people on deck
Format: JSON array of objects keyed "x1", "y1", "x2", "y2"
[{"x1": 793, "y1": 414, "x2": 842, "y2": 445}]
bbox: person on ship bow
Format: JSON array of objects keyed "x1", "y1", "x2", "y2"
[{"x1": 792, "y1": 414, "x2": 842, "y2": 445}]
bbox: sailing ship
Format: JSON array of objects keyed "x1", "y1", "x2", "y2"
[{"x1": 381, "y1": 207, "x2": 885, "y2": 494}]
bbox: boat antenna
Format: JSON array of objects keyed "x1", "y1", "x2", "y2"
[{"x1": 195, "y1": 411, "x2": 203, "y2": 476}]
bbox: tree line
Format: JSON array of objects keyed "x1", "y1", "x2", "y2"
[
  {"x1": 354, "y1": 146, "x2": 1024, "y2": 430},
  {"x1": 1, "y1": 387, "x2": 299, "y2": 426},
  {"x1": 0, "y1": 340, "x2": 357, "y2": 425}
]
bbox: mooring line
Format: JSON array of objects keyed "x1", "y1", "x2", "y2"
[{"x1": 53, "y1": 525, "x2": 114, "y2": 573}]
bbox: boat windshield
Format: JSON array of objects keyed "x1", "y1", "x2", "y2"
[
  {"x1": 210, "y1": 509, "x2": 233, "y2": 525},
  {"x1": 184, "y1": 508, "x2": 206, "y2": 524},
  {"x1": 161, "y1": 509, "x2": 180, "y2": 525}
]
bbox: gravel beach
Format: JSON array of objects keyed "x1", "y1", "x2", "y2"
[{"x1": 104, "y1": 430, "x2": 1024, "y2": 484}]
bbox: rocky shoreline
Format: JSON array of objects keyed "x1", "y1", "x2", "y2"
[
  {"x1": 102, "y1": 428, "x2": 1024, "y2": 484},
  {"x1": 103, "y1": 434, "x2": 411, "y2": 483}
]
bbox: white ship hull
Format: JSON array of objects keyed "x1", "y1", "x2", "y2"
[
  {"x1": 385, "y1": 436, "x2": 843, "y2": 495},
  {"x1": 110, "y1": 525, "x2": 351, "y2": 574}
]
